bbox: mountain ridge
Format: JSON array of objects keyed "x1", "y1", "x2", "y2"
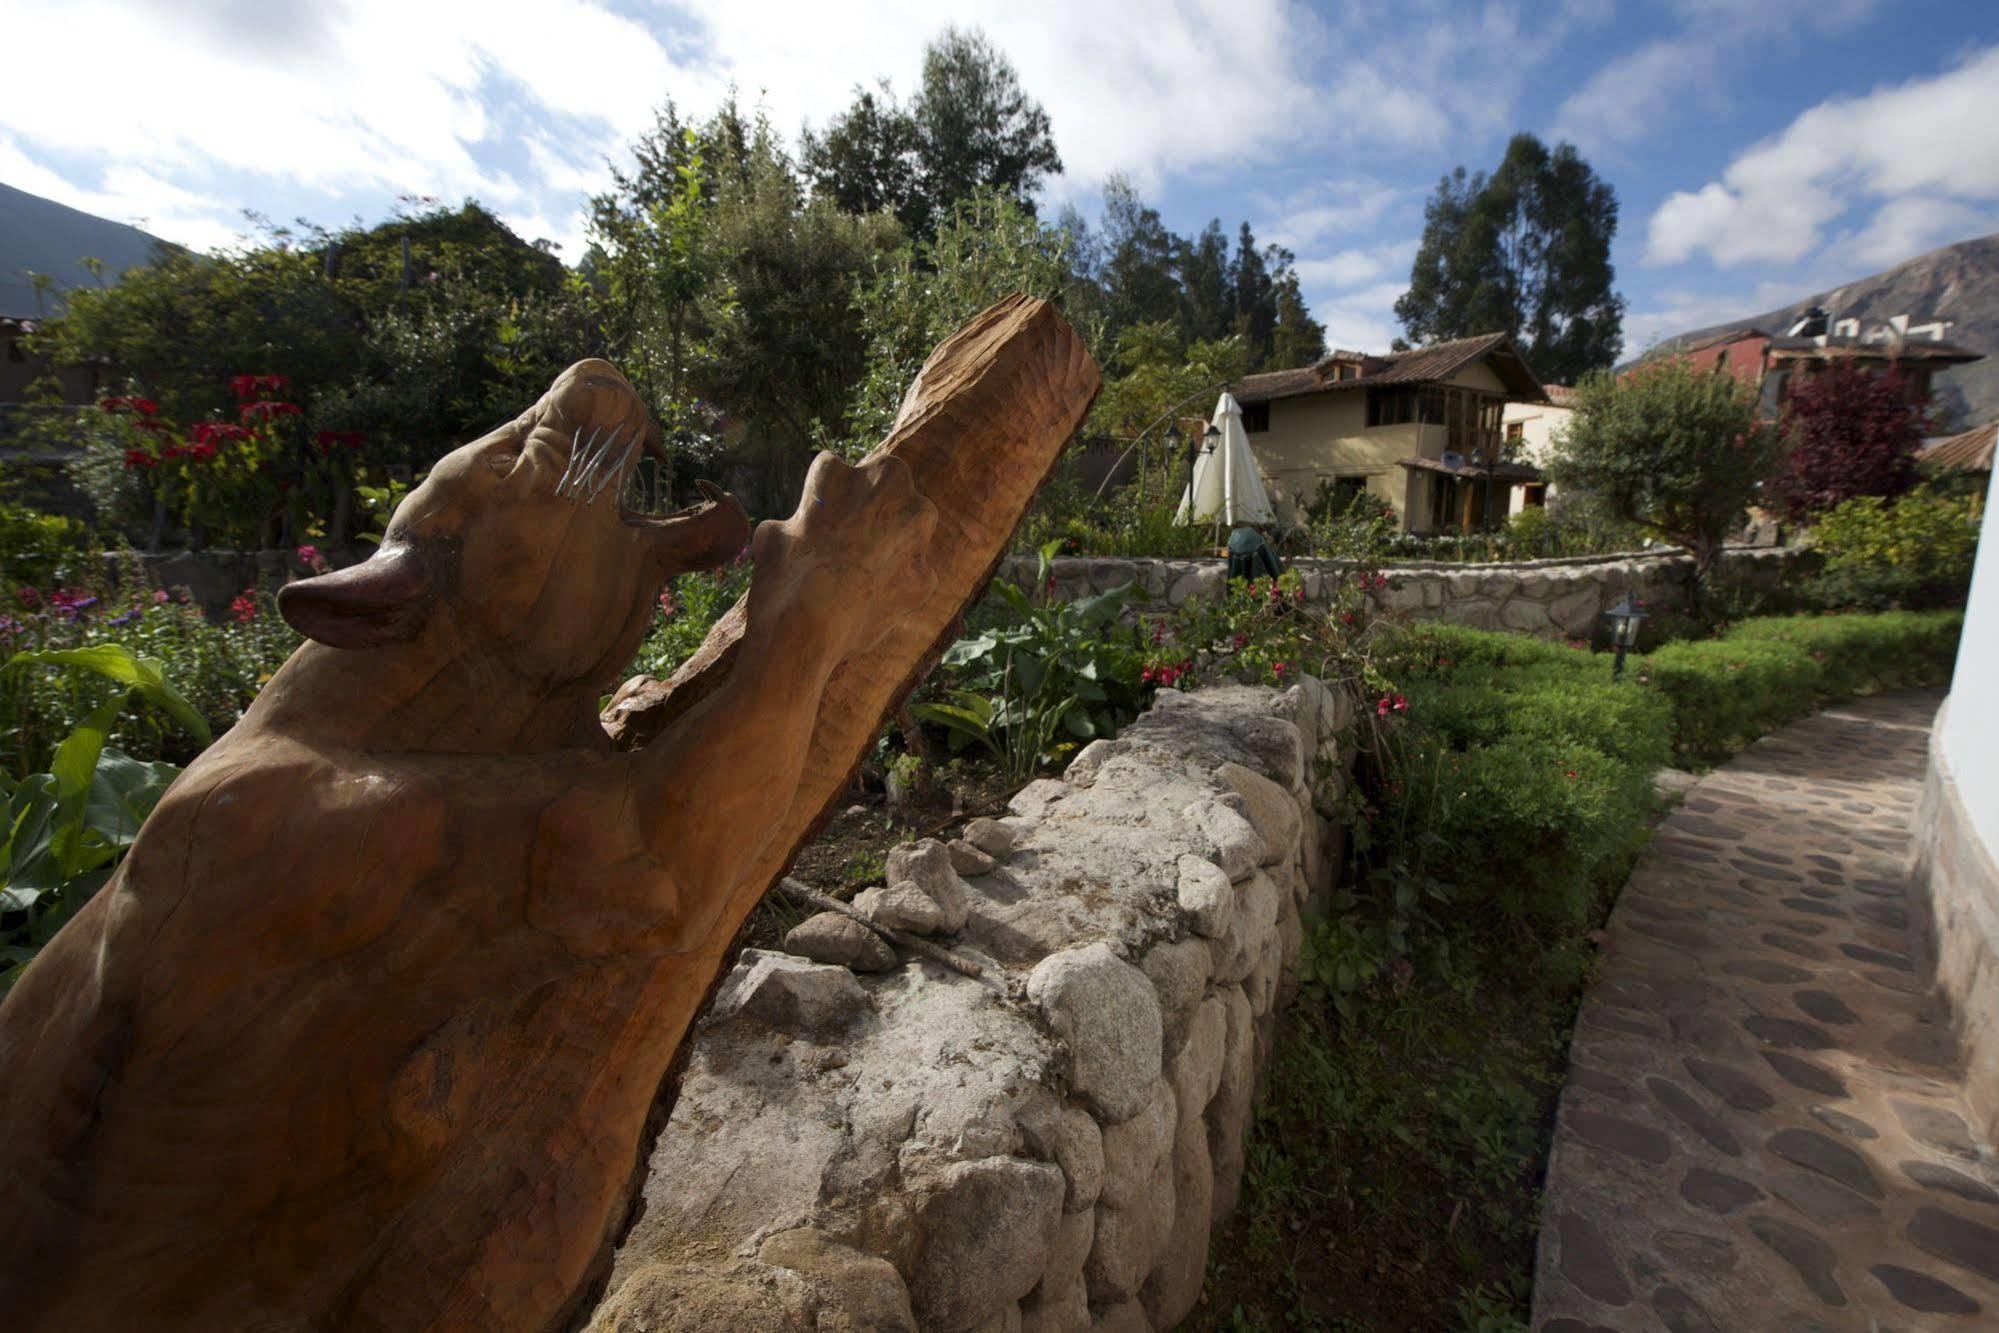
[{"x1": 0, "y1": 181, "x2": 180, "y2": 317}]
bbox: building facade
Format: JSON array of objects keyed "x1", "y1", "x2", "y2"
[{"x1": 1233, "y1": 333, "x2": 1548, "y2": 535}]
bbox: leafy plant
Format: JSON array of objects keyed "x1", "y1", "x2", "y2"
[
  {"x1": 2, "y1": 642, "x2": 205, "y2": 989},
  {"x1": 913, "y1": 540, "x2": 1145, "y2": 778},
  {"x1": 1807, "y1": 483, "x2": 1981, "y2": 609}
]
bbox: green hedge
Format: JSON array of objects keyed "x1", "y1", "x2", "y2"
[
  {"x1": 1642, "y1": 609, "x2": 1962, "y2": 761},
  {"x1": 1373, "y1": 609, "x2": 1963, "y2": 929}
]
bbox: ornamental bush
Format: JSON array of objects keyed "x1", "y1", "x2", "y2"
[
  {"x1": 1641, "y1": 609, "x2": 1963, "y2": 761},
  {"x1": 1771, "y1": 363, "x2": 1927, "y2": 522},
  {"x1": 1806, "y1": 484, "x2": 1981, "y2": 610}
]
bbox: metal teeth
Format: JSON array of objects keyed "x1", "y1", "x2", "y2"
[
  {"x1": 584, "y1": 433, "x2": 640, "y2": 505},
  {"x1": 555, "y1": 427, "x2": 631, "y2": 505}
]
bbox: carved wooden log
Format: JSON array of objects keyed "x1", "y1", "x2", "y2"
[{"x1": 0, "y1": 295, "x2": 1095, "y2": 1332}]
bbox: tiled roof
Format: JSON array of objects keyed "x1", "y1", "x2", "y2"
[
  {"x1": 1233, "y1": 332, "x2": 1546, "y2": 405},
  {"x1": 1919, "y1": 421, "x2": 1995, "y2": 472},
  {"x1": 1545, "y1": 383, "x2": 1579, "y2": 408}
]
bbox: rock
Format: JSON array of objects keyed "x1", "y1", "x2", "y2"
[
  {"x1": 1016, "y1": 1095, "x2": 1105, "y2": 1214},
  {"x1": 1027, "y1": 945, "x2": 1164, "y2": 1125},
  {"x1": 784, "y1": 912, "x2": 897, "y2": 973},
  {"x1": 587, "y1": 1261, "x2": 797, "y2": 1332},
  {"x1": 1184, "y1": 798, "x2": 1266, "y2": 882},
  {"x1": 909, "y1": 1157, "x2": 1066, "y2": 1333},
  {"x1": 713, "y1": 949, "x2": 869, "y2": 1035},
  {"x1": 1167, "y1": 997, "x2": 1227, "y2": 1120},
  {"x1": 1088, "y1": 1087, "x2": 1177, "y2": 1302},
  {"x1": 1214, "y1": 761, "x2": 1301, "y2": 865},
  {"x1": 1209, "y1": 871, "x2": 1280, "y2": 986},
  {"x1": 1139, "y1": 937, "x2": 1210, "y2": 1059},
  {"x1": 1009, "y1": 779, "x2": 1070, "y2": 819},
  {"x1": 887, "y1": 839, "x2": 971, "y2": 932},
  {"x1": 853, "y1": 883, "x2": 950, "y2": 936},
  {"x1": 1140, "y1": 1092, "x2": 1216, "y2": 1329},
  {"x1": 1018, "y1": 1209, "x2": 1093, "y2": 1333},
  {"x1": 963, "y1": 818, "x2": 1018, "y2": 858},
  {"x1": 1175, "y1": 854, "x2": 1236, "y2": 939},
  {"x1": 1097, "y1": 1081, "x2": 1176, "y2": 1210},
  {"x1": 756, "y1": 1228, "x2": 918, "y2": 1331},
  {"x1": 949, "y1": 840, "x2": 1000, "y2": 877},
  {"x1": 1207, "y1": 984, "x2": 1255, "y2": 1222}
]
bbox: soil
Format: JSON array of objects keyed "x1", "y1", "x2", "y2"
[{"x1": 743, "y1": 760, "x2": 1026, "y2": 951}]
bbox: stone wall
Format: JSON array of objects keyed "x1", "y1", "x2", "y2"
[
  {"x1": 584, "y1": 677, "x2": 1354, "y2": 1333},
  {"x1": 1000, "y1": 547, "x2": 1812, "y2": 640}
]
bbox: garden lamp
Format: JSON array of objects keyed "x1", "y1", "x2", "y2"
[{"x1": 1604, "y1": 595, "x2": 1645, "y2": 679}]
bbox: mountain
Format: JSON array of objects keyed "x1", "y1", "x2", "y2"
[
  {"x1": 1645, "y1": 233, "x2": 1999, "y2": 430},
  {"x1": 0, "y1": 181, "x2": 181, "y2": 316}
]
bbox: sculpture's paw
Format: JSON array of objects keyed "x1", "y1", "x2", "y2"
[{"x1": 755, "y1": 452, "x2": 938, "y2": 652}]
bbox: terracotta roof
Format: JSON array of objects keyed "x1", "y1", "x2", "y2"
[
  {"x1": 1545, "y1": 383, "x2": 1579, "y2": 408},
  {"x1": 1919, "y1": 421, "x2": 1995, "y2": 472},
  {"x1": 1232, "y1": 332, "x2": 1547, "y2": 406}
]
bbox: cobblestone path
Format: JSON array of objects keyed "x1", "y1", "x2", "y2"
[{"x1": 1533, "y1": 689, "x2": 1999, "y2": 1331}]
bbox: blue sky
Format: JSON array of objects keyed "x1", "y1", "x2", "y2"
[{"x1": 3, "y1": 0, "x2": 1996, "y2": 366}]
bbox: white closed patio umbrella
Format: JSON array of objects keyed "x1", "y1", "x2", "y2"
[{"x1": 1175, "y1": 391, "x2": 1276, "y2": 526}]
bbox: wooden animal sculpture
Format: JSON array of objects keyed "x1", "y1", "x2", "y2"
[{"x1": 0, "y1": 295, "x2": 1099, "y2": 1332}]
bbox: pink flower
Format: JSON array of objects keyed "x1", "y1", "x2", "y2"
[
  {"x1": 152, "y1": 589, "x2": 170, "y2": 604},
  {"x1": 296, "y1": 544, "x2": 329, "y2": 574},
  {"x1": 657, "y1": 587, "x2": 677, "y2": 618},
  {"x1": 230, "y1": 591, "x2": 257, "y2": 623}
]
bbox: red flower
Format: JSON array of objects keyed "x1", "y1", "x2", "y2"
[
  {"x1": 230, "y1": 591, "x2": 257, "y2": 622},
  {"x1": 131, "y1": 397, "x2": 160, "y2": 416},
  {"x1": 239, "y1": 399, "x2": 302, "y2": 422},
  {"x1": 231, "y1": 373, "x2": 292, "y2": 401},
  {"x1": 312, "y1": 428, "x2": 365, "y2": 454},
  {"x1": 122, "y1": 449, "x2": 156, "y2": 470}
]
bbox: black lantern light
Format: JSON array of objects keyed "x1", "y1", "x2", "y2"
[{"x1": 1604, "y1": 595, "x2": 1646, "y2": 679}]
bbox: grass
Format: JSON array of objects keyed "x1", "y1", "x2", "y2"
[{"x1": 1186, "y1": 608, "x2": 1965, "y2": 1330}]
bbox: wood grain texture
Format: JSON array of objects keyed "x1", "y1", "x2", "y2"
[{"x1": 0, "y1": 296, "x2": 1095, "y2": 1332}]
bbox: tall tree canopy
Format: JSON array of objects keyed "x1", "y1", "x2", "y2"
[
  {"x1": 1770, "y1": 365, "x2": 1927, "y2": 522},
  {"x1": 802, "y1": 27, "x2": 1061, "y2": 240},
  {"x1": 1395, "y1": 133, "x2": 1624, "y2": 383}
]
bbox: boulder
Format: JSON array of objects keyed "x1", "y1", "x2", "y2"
[
  {"x1": 713, "y1": 949, "x2": 870, "y2": 1035},
  {"x1": 1175, "y1": 854, "x2": 1235, "y2": 939},
  {"x1": 887, "y1": 839, "x2": 972, "y2": 932},
  {"x1": 1184, "y1": 799, "x2": 1265, "y2": 883},
  {"x1": 962, "y1": 817, "x2": 1018, "y2": 858},
  {"x1": 784, "y1": 912, "x2": 897, "y2": 973},
  {"x1": 1016, "y1": 1094, "x2": 1105, "y2": 1214},
  {"x1": 1018, "y1": 1209, "x2": 1093, "y2": 1333},
  {"x1": 949, "y1": 840, "x2": 1000, "y2": 877},
  {"x1": 1138, "y1": 937, "x2": 1210, "y2": 1059},
  {"x1": 853, "y1": 883, "x2": 950, "y2": 936},
  {"x1": 909, "y1": 1157, "x2": 1066, "y2": 1333},
  {"x1": 1027, "y1": 944, "x2": 1163, "y2": 1124},
  {"x1": 757, "y1": 1228, "x2": 918, "y2": 1332},
  {"x1": 1214, "y1": 762, "x2": 1300, "y2": 864}
]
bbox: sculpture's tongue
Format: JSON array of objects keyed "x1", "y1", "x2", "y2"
[{"x1": 648, "y1": 485, "x2": 750, "y2": 575}]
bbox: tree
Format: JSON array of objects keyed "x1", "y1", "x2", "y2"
[
  {"x1": 1769, "y1": 365, "x2": 1927, "y2": 522},
  {"x1": 1178, "y1": 220, "x2": 1233, "y2": 344},
  {"x1": 799, "y1": 82, "x2": 920, "y2": 221},
  {"x1": 1096, "y1": 176, "x2": 1181, "y2": 336},
  {"x1": 1396, "y1": 133, "x2": 1624, "y2": 383},
  {"x1": 803, "y1": 27, "x2": 1061, "y2": 240},
  {"x1": 836, "y1": 188, "x2": 1073, "y2": 455},
  {"x1": 1548, "y1": 360, "x2": 1783, "y2": 602}
]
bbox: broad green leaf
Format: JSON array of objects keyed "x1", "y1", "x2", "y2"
[
  {"x1": 49, "y1": 694, "x2": 128, "y2": 878},
  {"x1": 86, "y1": 748, "x2": 182, "y2": 851},
  {"x1": 8, "y1": 644, "x2": 213, "y2": 746}
]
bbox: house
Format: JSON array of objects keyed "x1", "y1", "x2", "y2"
[
  {"x1": 1500, "y1": 382, "x2": 1577, "y2": 515},
  {"x1": 1671, "y1": 309, "x2": 1983, "y2": 415},
  {"x1": 1232, "y1": 332, "x2": 1549, "y2": 535}
]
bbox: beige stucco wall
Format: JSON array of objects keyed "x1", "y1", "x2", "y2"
[
  {"x1": 1501, "y1": 399, "x2": 1573, "y2": 516},
  {"x1": 1246, "y1": 361, "x2": 1518, "y2": 533}
]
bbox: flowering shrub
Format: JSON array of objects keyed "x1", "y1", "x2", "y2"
[
  {"x1": 80, "y1": 373, "x2": 373, "y2": 549},
  {"x1": 625, "y1": 553, "x2": 753, "y2": 682},
  {"x1": 1, "y1": 567, "x2": 299, "y2": 777}
]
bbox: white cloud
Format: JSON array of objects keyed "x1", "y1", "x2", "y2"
[{"x1": 1645, "y1": 43, "x2": 1999, "y2": 269}]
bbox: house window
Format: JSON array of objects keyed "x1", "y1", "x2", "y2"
[
  {"x1": 1521, "y1": 483, "x2": 1547, "y2": 508},
  {"x1": 1366, "y1": 387, "x2": 1418, "y2": 427},
  {"x1": 1505, "y1": 421, "x2": 1524, "y2": 444},
  {"x1": 1240, "y1": 401, "x2": 1270, "y2": 433}
]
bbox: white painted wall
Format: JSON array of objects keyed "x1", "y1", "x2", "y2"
[{"x1": 1940, "y1": 463, "x2": 1999, "y2": 852}]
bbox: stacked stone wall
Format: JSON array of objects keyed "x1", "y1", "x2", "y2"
[
  {"x1": 1001, "y1": 547, "x2": 1813, "y2": 640},
  {"x1": 585, "y1": 677, "x2": 1355, "y2": 1332}
]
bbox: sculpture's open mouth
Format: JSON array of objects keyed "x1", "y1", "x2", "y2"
[{"x1": 621, "y1": 479, "x2": 731, "y2": 531}]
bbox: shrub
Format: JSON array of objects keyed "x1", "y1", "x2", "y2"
[
  {"x1": 1772, "y1": 363, "x2": 1926, "y2": 522},
  {"x1": 626, "y1": 555, "x2": 753, "y2": 683},
  {"x1": 0, "y1": 504, "x2": 88, "y2": 592},
  {"x1": 1641, "y1": 610, "x2": 1962, "y2": 761},
  {"x1": 1806, "y1": 485, "x2": 1981, "y2": 610}
]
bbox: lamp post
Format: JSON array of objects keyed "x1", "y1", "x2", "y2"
[
  {"x1": 1604, "y1": 595, "x2": 1646, "y2": 679},
  {"x1": 1165, "y1": 422, "x2": 1184, "y2": 517}
]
